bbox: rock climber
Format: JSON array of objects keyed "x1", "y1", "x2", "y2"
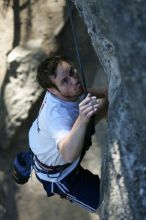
[{"x1": 29, "y1": 55, "x2": 108, "y2": 213}]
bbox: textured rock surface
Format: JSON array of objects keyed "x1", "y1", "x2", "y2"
[
  {"x1": 0, "y1": 46, "x2": 45, "y2": 148},
  {"x1": 72, "y1": 0, "x2": 146, "y2": 219},
  {"x1": 0, "y1": 1, "x2": 13, "y2": 85}
]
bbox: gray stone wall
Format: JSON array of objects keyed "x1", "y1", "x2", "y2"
[{"x1": 72, "y1": 0, "x2": 146, "y2": 219}]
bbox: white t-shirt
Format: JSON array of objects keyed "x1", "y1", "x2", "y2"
[{"x1": 29, "y1": 91, "x2": 81, "y2": 182}]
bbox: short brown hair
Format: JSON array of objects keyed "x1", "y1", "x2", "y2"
[{"x1": 37, "y1": 56, "x2": 69, "y2": 90}]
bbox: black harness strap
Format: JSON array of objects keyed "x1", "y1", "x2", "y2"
[{"x1": 35, "y1": 156, "x2": 72, "y2": 174}]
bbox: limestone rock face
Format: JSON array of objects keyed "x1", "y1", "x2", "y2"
[
  {"x1": 72, "y1": 0, "x2": 146, "y2": 219},
  {"x1": 0, "y1": 46, "x2": 45, "y2": 148},
  {"x1": 0, "y1": 1, "x2": 13, "y2": 85}
]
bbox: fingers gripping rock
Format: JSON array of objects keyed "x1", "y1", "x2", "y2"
[{"x1": 79, "y1": 93, "x2": 100, "y2": 123}]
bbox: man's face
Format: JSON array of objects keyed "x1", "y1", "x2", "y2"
[{"x1": 48, "y1": 61, "x2": 84, "y2": 101}]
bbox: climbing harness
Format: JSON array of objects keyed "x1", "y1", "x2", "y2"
[
  {"x1": 34, "y1": 156, "x2": 72, "y2": 176},
  {"x1": 67, "y1": 0, "x2": 87, "y2": 95},
  {"x1": 12, "y1": 148, "x2": 72, "y2": 184}
]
